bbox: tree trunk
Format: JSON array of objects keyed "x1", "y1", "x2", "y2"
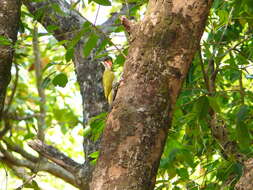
[
  {"x1": 235, "y1": 158, "x2": 253, "y2": 190},
  {"x1": 0, "y1": 0, "x2": 21, "y2": 120},
  {"x1": 90, "y1": 0, "x2": 213, "y2": 189}
]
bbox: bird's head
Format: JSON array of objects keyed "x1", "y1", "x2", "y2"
[{"x1": 102, "y1": 56, "x2": 113, "y2": 70}]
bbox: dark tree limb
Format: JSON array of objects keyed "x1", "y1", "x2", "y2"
[
  {"x1": 28, "y1": 139, "x2": 93, "y2": 189},
  {"x1": 0, "y1": 143, "x2": 79, "y2": 188},
  {"x1": 0, "y1": 0, "x2": 21, "y2": 120},
  {"x1": 3, "y1": 113, "x2": 41, "y2": 121},
  {"x1": 22, "y1": 0, "x2": 87, "y2": 42},
  {"x1": 28, "y1": 140, "x2": 81, "y2": 174},
  {"x1": 3, "y1": 139, "x2": 38, "y2": 162}
]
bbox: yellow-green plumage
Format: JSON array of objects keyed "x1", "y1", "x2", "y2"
[{"x1": 103, "y1": 69, "x2": 115, "y2": 105}]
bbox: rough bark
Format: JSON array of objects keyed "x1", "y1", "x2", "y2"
[
  {"x1": 235, "y1": 158, "x2": 253, "y2": 190},
  {"x1": 0, "y1": 0, "x2": 21, "y2": 120},
  {"x1": 90, "y1": 0, "x2": 213, "y2": 189}
]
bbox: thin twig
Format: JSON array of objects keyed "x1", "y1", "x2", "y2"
[
  {"x1": 33, "y1": 24, "x2": 46, "y2": 142},
  {"x1": 218, "y1": 35, "x2": 253, "y2": 59},
  {"x1": 32, "y1": 24, "x2": 47, "y2": 180},
  {"x1": 90, "y1": 22, "x2": 127, "y2": 58},
  {"x1": 218, "y1": 7, "x2": 234, "y2": 44},
  {"x1": 239, "y1": 69, "x2": 245, "y2": 104},
  {"x1": 5, "y1": 113, "x2": 40, "y2": 121},
  {"x1": 198, "y1": 47, "x2": 210, "y2": 91},
  {"x1": 0, "y1": 119, "x2": 11, "y2": 139},
  {"x1": 94, "y1": 5, "x2": 100, "y2": 25},
  {"x1": 15, "y1": 174, "x2": 37, "y2": 190},
  {"x1": 5, "y1": 63, "x2": 19, "y2": 114}
]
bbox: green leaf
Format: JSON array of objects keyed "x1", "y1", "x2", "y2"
[
  {"x1": 83, "y1": 125, "x2": 91, "y2": 137},
  {"x1": 236, "y1": 122, "x2": 251, "y2": 149},
  {"x1": 0, "y1": 35, "x2": 12, "y2": 45},
  {"x1": 193, "y1": 96, "x2": 209, "y2": 120},
  {"x1": 96, "y1": 38, "x2": 110, "y2": 55},
  {"x1": 41, "y1": 77, "x2": 51, "y2": 89},
  {"x1": 20, "y1": 180, "x2": 40, "y2": 190},
  {"x1": 236, "y1": 106, "x2": 251, "y2": 150},
  {"x1": 68, "y1": 22, "x2": 91, "y2": 48},
  {"x1": 64, "y1": 22, "x2": 91, "y2": 61},
  {"x1": 91, "y1": 0, "x2": 111, "y2": 6},
  {"x1": 53, "y1": 107, "x2": 79, "y2": 134},
  {"x1": 51, "y1": 3, "x2": 66, "y2": 16},
  {"x1": 217, "y1": 10, "x2": 229, "y2": 25},
  {"x1": 60, "y1": 125, "x2": 68, "y2": 134},
  {"x1": 89, "y1": 151, "x2": 99, "y2": 159},
  {"x1": 207, "y1": 96, "x2": 221, "y2": 113},
  {"x1": 65, "y1": 48, "x2": 74, "y2": 62},
  {"x1": 46, "y1": 25, "x2": 59, "y2": 32},
  {"x1": 52, "y1": 73, "x2": 68, "y2": 87},
  {"x1": 236, "y1": 105, "x2": 249, "y2": 122},
  {"x1": 176, "y1": 168, "x2": 189, "y2": 179},
  {"x1": 83, "y1": 33, "x2": 99, "y2": 57},
  {"x1": 23, "y1": 133, "x2": 35, "y2": 140},
  {"x1": 42, "y1": 62, "x2": 59, "y2": 73},
  {"x1": 114, "y1": 54, "x2": 126, "y2": 67},
  {"x1": 33, "y1": 8, "x2": 44, "y2": 20},
  {"x1": 89, "y1": 151, "x2": 100, "y2": 165}
]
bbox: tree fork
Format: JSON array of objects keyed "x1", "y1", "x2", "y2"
[{"x1": 90, "y1": 0, "x2": 213, "y2": 189}]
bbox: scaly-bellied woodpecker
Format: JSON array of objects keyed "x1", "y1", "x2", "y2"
[{"x1": 102, "y1": 57, "x2": 115, "y2": 105}]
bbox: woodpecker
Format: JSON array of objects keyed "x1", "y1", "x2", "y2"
[{"x1": 102, "y1": 57, "x2": 115, "y2": 105}]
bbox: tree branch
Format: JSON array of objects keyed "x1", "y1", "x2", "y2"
[
  {"x1": 0, "y1": 143, "x2": 78, "y2": 188},
  {"x1": 3, "y1": 139, "x2": 38, "y2": 162},
  {"x1": 28, "y1": 139, "x2": 81, "y2": 174},
  {"x1": 27, "y1": 139, "x2": 93, "y2": 189},
  {"x1": 33, "y1": 25, "x2": 46, "y2": 142},
  {"x1": 6, "y1": 164, "x2": 44, "y2": 190},
  {"x1": 198, "y1": 48, "x2": 210, "y2": 92},
  {"x1": 22, "y1": 0, "x2": 87, "y2": 42}
]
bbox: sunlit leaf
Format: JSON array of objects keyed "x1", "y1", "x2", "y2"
[
  {"x1": 89, "y1": 151, "x2": 99, "y2": 159},
  {"x1": 52, "y1": 73, "x2": 68, "y2": 87},
  {"x1": 0, "y1": 35, "x2": 12, "y2": 45},
  {"x1": 83, "y1": 33, "x2": 99, "y2": 57},
  {"x1": 65, "y1": 48, "x2": 74, "y2": 62},
  {"x1": 46, "y1": 25, "x2": 59, "y2": 32},
  {"x1": 91, "y1": 0, "x2": 111, "y2": 6},
  {"x1": 236, "y1": 106, "x2": 251, "y2": 150},
  {"x1": 193, "y1": 96, "x2": 209, "y2": 120},
  {"x1": 208, "y1": 96, "x2": 221, "y2": 113}
]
